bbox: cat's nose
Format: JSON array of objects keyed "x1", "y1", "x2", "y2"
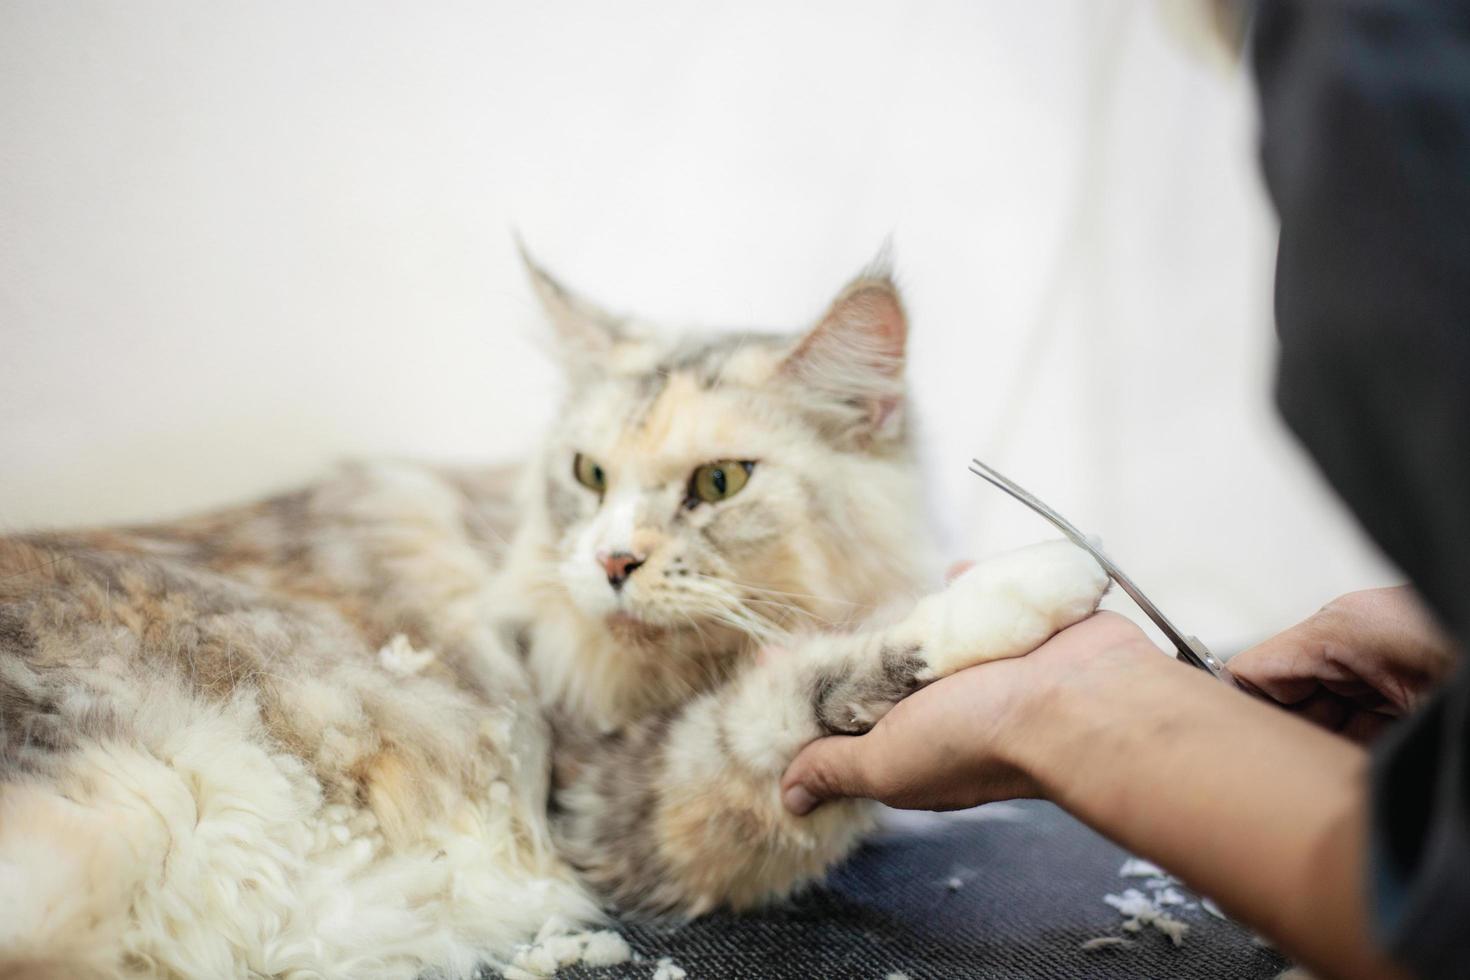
[{"x1": 598, "y1": 551, "x2": 646, "y2": 590}]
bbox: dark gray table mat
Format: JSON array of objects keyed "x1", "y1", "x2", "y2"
[{"x1": 555, "y1": 801, "x2": 1289, "y2": 979}]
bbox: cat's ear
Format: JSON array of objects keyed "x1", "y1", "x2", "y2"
[
  {"x1": 780, "y1": 258, "x2": 908, "y2": 444},
  {"x1": 518, "y1": 241, "x2": 628, "y2": 370}
]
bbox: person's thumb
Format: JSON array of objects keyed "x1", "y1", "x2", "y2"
[
  {"x1": 780, "y1": 734, "x2": 874, "y2": 816},
  {"x1": 1227, "y1": 620, "x2": 1332, "y2": 706}
]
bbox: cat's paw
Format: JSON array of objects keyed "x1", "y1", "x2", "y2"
[
  {"x1": 900, "y1": 539, "x2": 1109, "y2": 677},
  {"x1": 740, "y1": 542, "x2": 1107, "y2": 754},
  {"x1": 810, "y1": 643, "x2": 934, "y2": 736},
  {"x1": 970, "y1": 538, "x2": 1111, "y2": 626}
]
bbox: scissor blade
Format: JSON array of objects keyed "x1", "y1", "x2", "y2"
[
  {"x1": 967, "y1": 459, "x2": 1097, "y2": 559},
  {"x1": 968, "y1": 459, "x2": 1225, "y2": 679}
]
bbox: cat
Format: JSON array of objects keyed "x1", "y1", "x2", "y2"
[{"x1": 0, "y1": 252, "x2": 1108, "y2": 979}]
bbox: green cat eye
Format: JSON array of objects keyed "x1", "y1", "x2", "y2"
[
  {"x1": 573, "y1": 453, "x2": 607, "y2": 494},
  {"x1": 688, "y1": 460, "x2": 755, "y2": 505}
]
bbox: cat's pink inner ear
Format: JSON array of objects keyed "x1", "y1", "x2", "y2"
[
  {"x1": 784, "y1": 278, "x2": 908, "y2": 432},
  {"x1": 837, "y1": 282, "x2": 907, "y2": 363},
  {"x1": 797, "y1": 282, "x2": 905, "y2": 356}
]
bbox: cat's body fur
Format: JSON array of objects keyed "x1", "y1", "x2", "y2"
[{"x1": 0, "y1": 259, "x2": 1107, "y2": 979}]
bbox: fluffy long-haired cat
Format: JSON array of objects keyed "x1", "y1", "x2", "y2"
[{"x1": 0, "y1": 252, "x2": 1107, "y2": 979}]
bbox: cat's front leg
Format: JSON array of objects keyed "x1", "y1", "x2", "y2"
[
  {"x1": 732, "y1": 539, "x2": 1109, "y2": 752},
  {"x1": 554, "y1": 540, "x2": 1107, "y2": 915},
  {"x1": 551, "y1": 652, "x2": 883, "y2": 916}
]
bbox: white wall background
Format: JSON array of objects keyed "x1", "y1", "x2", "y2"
[{"x1": 0, "y1": 1, "x2": 1398, "y2": 651}]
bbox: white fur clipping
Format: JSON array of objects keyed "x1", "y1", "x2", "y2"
[
  {"x1": 502, "y1": 921, "x2": 632, "y2": 978},
  {"x1": 1154, "y1": 887, "x2": 1187, "y2": 907},
  {"x1": 1080, "y1": 937, "x2": 1133, "y2": 951},
  {"x1": 378, "y1": 634, "x2": 437, "y2": 676},
  {"x1": 580, "y1": 931, "x2": 634, "y2": 967},
  {"x1": 1088, "y1": 856, "x2": 1237, "y2": 951},
  {"x1": 652, "y1": 958, "x2": 688, "y2": 980},
  {"x1": 1118, "y1": 858, "x2": 1167, "y2": 879},
  {"x1": 1104, "y1": 889, "x2": 1191, "y2": 947}
]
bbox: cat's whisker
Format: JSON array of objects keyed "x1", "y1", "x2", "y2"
[
  {"x1": 676, "y1": 579, "x2": 803, "y2": 634},
  {"x1": 673, "y1": 608, "x2": 718, "y2": 659},
  {"x1": 673, "y1": 585, "x2": 777, "y2": 643},
  {"x1": 699, "y1": 603, "x2": 787, "y2": 647},
  {"x1": 730, "y1": 601, "x2": 831, "y2": 640},
  {"x1": 680, "y1": 573, "x2": 855, "y2": 637},
  {"x1": 680, "y1": 599, "x2": 780, "y2": 642},
  {"x1": 738, "y1": 596, "x2": 836, "y2": 627},
  {"x1": 690, "y1": 572, "x2": 870, "y2": 611}
]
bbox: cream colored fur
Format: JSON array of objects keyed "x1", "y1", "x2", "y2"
[{"x1": 0, "y1": 256, "x2": 1107, "y2": 978}]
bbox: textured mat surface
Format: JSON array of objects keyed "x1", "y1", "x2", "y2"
[{"x1": 557, "y1": 801, "x2": 1289, "y2": 979}]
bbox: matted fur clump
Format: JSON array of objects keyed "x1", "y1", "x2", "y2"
[{"x1": 0, "y1": 254, "x2": 1107, "y2": 978}]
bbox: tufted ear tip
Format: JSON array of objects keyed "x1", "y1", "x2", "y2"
[{"x1": 516, "y1": 236, "x2": 626, "y2": 369}]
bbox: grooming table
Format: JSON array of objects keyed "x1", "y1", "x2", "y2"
[{"x1": 558, "y1": 801, "x2": 1289, "y2": 979}]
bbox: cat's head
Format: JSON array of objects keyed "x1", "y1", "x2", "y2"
[{"x1": 520, "y1": 251, "x2": 931, "y2": 652}]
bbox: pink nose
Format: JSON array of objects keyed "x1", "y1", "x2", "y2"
[{"x1": 598, "y1": 551, "x2": 646, "y2": 590}]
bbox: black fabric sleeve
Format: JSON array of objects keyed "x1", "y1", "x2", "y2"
[
  {"x1": 1251, "y1": 2, "x2": 1470, "y2": 977},
  {"x1": 1371, "y1": 663, "x2": 1470, "y2": 979}
]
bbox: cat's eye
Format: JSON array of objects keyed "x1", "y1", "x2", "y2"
[
  {"x1": 688, "y1": 460, "x2": 755, "y2": 505},
  {"x1": 573, "y1": 453, "x2": 607, "y2": 494}
]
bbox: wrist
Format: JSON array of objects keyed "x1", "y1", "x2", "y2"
[
  {"x1": 998, "y1": 639, "x2": 1176, "y2": 801},
  {"x1": 986, "y1": 632, "x2": 1391, "y2": 980}
]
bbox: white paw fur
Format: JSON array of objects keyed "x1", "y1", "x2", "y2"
[{"x1": 892, "y1": 539, "x2": 1109, "y2": 677}]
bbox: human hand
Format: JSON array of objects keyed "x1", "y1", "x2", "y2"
[
  {"x1": 780, "y1": 610, "x2": 1161, "y2": 815},
  {"x1": 1226, "y1": 586, "x2": 1459, "y2": 742}
]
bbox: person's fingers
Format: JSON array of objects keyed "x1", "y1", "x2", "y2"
[
  {"x1": 945, "y1": 560, "x2": 975, "y2": 584},
  {"x1": 1238, "y1": 659, "x2": 1403, "y2": 741},
  {"x1": 781, "y1": 734, "x2": 875, "y2": 816},
  {"x1": 1287, "y1": 687, "x2": 1352, "y2": 731},
  {"x1": 1232, "y1": 586, "x2": 1456, "y2": 712},
  {"x1": 1227, "y1": 622, "x2": 1333, "y2": 705},
  {"x1": 1340, "y1": 708, "x2": 1396, "y2": 744},
  {"x1": 1287, "y1": 690, "x2": 1396, "y2": 743}
]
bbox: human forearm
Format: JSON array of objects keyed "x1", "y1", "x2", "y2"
[{"x1": 1011, "y1": 643, "x2": 1403, "y2": 980}]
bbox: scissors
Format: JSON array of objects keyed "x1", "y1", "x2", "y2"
[{"x1": 968, "y1": 457, "x2": 1229, "y2": 681}]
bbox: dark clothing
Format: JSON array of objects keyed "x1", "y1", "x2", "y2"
[{"x1": 1253, "y1": 1, "x2": 1470, "y2": 976}]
